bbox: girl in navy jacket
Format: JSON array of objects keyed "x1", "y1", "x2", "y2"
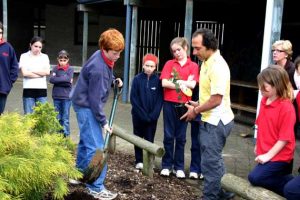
[{"x1": 130, "y1": 54, "x2": 163, "y2": 169}]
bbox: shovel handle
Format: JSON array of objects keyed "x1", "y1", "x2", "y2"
[{"x1": 104, "y1": 80, "x2": 123, "y2": 148}]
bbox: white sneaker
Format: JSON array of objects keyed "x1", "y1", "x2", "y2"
[
  {"x1": 88, "y1": 188, "x2": 118, "y2": 200},
  {"x1": 69, "y1": 178, "x2": 81, "y2": 185},
  {"x1": 199, "y1": 173, "x2": 204, "y2": 180},
  {"x1": 135, "y1": 163, "x2": 143, "y2": 169},
  {"x1": 189, "y1": 172, "x2": 198, "y2": 179},
  {"x1": 175, "y1": 170, "x2": 186, "y2": 179},
  {"x1": 160, "y1": 169, "x2": 170, "y2": 176}
]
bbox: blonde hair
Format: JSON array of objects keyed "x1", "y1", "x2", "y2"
[
  {"x1": 257, "y1": 65, "x2": 293, "y2": 101},
  {"x1": 170, "y1": 37, "x2": 189, "y2": 55},
  {"x1": 272, "y1": 40, "x2": 293, "y2": 60},
  {"x1": 98, "y1": 28, "x2": 125, "y2": 51}
]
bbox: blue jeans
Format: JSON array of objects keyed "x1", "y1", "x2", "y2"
[
  {"x1": 161, "y1": 102, "x2": 188, "y2": 171},
  {"x1": 53, "y1": 99, "x2": 71, "y2": 137},
  {"x1": 248, "y1": 161, "x2": 293, "y2": 195},
  {"x1": 72, "y1": 103, "x2": 107, "y2": 192},
  {"x1": 284, "y1": 176, "x2": 300, "y2": 200},
  {"x1": 0, "y1": 93, "x2": 7, "y2": 114},
  {"x1": 200, "y1": 120, "x2": 234, "y2": 200},
  {"x1": 190, "y1": 119, "x2": 201, "y2": 174},
  {"x1": 23, "y1": 97, "x2": 47, "y2": 114}
]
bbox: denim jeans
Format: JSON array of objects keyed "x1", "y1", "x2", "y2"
[
  {"x1": 72, "y1": 103, "x2": 107, "y2": 192},
  {"x1": 199, "y1": 120, "x2": 234, "y2": 200},
  {"x1": 161, "y1": 101, "x2": 188, "y2": 171},
  {"x1": 23, "y1": 97, "x2": 47, "y2": 114},
  {"x1": 0, "y1": 93, "x2": 7, "y2": 114},
  {"x1": 53, "y1": 99, "x2": 71, "y2": 137}
]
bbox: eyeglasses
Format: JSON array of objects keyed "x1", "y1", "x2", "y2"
[{"x1": 272, "y1": 49, "x2": 285, "y2": 53}]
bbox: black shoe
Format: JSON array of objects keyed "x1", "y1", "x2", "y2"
[{"x1": 220, "y1": 191, "x2": 235, "y2": 200}]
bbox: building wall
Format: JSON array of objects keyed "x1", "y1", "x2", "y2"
[
  {"x1": 7, "y1": 1, "x2": 35, "y2": 59},
  {"x1": 45, "y1": 4, "x2": 88, "y2": 66},
  {"x1": 45, "y1": 3, "x2": 126, "y2": 77}
]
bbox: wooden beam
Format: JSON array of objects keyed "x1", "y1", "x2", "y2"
[
  {"x1": 112, "y1": 125, "x2": 165, "y2": 157},
  {"x1": 221, "y1": 173, "x2": 285, "y2": 200}
]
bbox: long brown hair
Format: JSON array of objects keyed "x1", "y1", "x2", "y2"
[{"x1": 257, "y1": 65, "x2": 293, "y2": 101}]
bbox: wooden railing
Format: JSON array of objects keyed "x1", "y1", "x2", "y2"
[
  {"x1": 221, "y1": 173, "x2": 285, "y2": 200},
  {"x1": 109, "y1": 124, "x2": 165, "y2": 178}
]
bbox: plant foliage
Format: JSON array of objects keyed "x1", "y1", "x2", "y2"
[
  {"x1": 27, "y1": 102, "x2": 63, "y2": 137},
  {"x1": 169, "y1": 67, "x2": 182, "y2": 100},
  {"x1": 0, "y1": 103, "x2": 82, "y2": 200}
]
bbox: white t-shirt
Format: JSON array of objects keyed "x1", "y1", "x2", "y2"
[{"x1": 19, "y1": 51, "x2": 50, "y2": 89}]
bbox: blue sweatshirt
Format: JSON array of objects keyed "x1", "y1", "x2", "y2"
[
  {"x1": 130, "y1": 72, "x2": 163, "y2": 122},
  {"x1": 0, "y1": 42, "x2": 19, "y2": 94},
  {"x1": 70, "y1": 50, "x2": 113, "y2": 126},
  {"x1": 49, "y1": 66, "x2": 74, "y2": 99}
]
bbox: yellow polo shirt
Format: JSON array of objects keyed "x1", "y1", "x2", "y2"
[{"x1": 199, "y1": 50, "x2": 234, "y2": 126}]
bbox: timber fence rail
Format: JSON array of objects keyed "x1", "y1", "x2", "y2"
[
  {"x1": 221, "y1": 173, "x2": 285, "y2": 200},
  {"x1": 109, "y1": 124, "x2": 165, "y2": 178}
]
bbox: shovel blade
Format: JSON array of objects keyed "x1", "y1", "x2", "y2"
[{"x1": 82, "y1": 149, "x2": 108, "y2": 183}]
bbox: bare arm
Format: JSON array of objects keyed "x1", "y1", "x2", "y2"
[
  {"x1": 176, "y1": 74, "x2": 197, "y2": 89},
  {"x1": 162, "y1": 78, "x2": 177, "y2": 89},
  {"x1": 255, "y1": 140, "x2": 288, "y2": 164},
  {"x1": 195, "y1": 94, "x2": 222, "y2": 113},
  {"x1": 32, "y1": 69, "x2": 50, "y2": 76},
  {"x1": 180, "y1": 94, "x2": 222, "y2": 121},
  {"x1": 21, "y1": 66, "x2": 42, "y2": 78}
]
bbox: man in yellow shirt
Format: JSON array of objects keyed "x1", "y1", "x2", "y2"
[{"x1": 181, "y1": 28, "x2": 234, "y2": 200}]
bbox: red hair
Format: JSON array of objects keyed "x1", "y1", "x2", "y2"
[{"x1": 99, "y1": 28, "x2": 125, "y2": 51}]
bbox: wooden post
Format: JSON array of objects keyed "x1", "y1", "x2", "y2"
[
  {"x1": 142, "y1": 150, "x2": 155, "y2": 178},
  {"x1": 2, "y1": 0, "x2": 7, "y2": 39},
  {"x1": 221, "y1": 173, "x2": 285, "y2": 200},
  {"x1": 111, "y1": 124, "x2": 165, "y2": 177},
  {"x1": 108, "y1": 135, "x2": 116, "y2": 154}
]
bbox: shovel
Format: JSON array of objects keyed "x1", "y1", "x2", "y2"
[{"x1": 81, "y1": 80, "x2": 122, "y2": 184}]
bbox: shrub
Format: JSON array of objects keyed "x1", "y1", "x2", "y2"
[
  {"x1": 0, "y1": 103, "x2": 82, "y2": 200},
  {"x1": 27, "y1": 102, "x2": 63, "y2": 137}
]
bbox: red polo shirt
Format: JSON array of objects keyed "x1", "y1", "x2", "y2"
[
  {"x1": 256, "y1": 97, "x2": 296, "y2": 162},
  {"x1": 160, "y1": 58, "x2": 199, "y2": 103}
]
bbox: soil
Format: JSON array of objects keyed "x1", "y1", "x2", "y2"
[{"x1": 63, "y1": 151, "x2": 201, "y2": 200}]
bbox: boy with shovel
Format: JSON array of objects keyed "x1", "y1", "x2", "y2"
[{"x1": 70, "y1": 28, "x2": 124, "y2": 200}]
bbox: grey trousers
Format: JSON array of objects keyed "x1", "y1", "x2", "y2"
[{"x1": 199, "y1": 120, "x2": 234, "y2": 200}]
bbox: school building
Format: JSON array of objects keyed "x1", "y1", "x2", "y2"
[{"x1": 0, "y1": 0, "x2": 298, "y2": 121}]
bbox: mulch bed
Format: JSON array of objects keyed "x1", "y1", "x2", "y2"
[{"x1": 64, "y1": 151, "x2": 201, "y2": 200}]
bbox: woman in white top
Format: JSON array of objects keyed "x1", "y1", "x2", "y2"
[{"x1": 20, "y1": 36, "x2": 50, "y2": 114}]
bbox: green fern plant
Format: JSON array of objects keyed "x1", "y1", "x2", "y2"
[
  {"x1": 0, "y1": 106, "x2": 82, "y2": 200},
  {"x1": 27, "y1": 102, "x2": 63, "y2": 137}
]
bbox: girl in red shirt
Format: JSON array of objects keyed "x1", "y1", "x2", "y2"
[
  {"x1": 159, "y1": 37, "x2": 199, "y2": 179},
  {"x1": 248, "y1": 65, "x2": 296, "y2": 196}
]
